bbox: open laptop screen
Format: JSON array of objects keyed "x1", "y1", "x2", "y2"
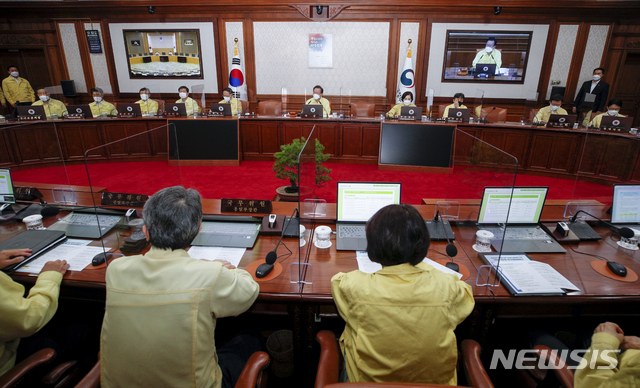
[
  {"x1": 611, "y1": 185, "x2": 640, "y2": 224},
  {"x1": 0, "y1": 168, "x2": 15, "y2": 204},
  {"x1": 478, "y1": 187, "x2": 548, "y2": 224},
  {"x1": 337, "y1": 182, "x2": 401, "y2": 222}
]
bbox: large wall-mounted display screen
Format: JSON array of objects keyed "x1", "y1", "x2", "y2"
[
  {"x1": 442, "y1": 31, "x2": 532, "y2": 84},
  {"x1": 123, "y1": 30, "x2": 203, "y2": 79}
]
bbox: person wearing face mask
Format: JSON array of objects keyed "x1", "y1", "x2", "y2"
[
  {"x1": 135, "y1": 87, "x2": 159, "y2": 116},
  {"x1": 471, "y1": 37, "x2": 502, "y2": 74},
  {"x1": 1, "y1": 66, "x2": 35, "y2": 110},
  {"x1": 573, "y1": 68, "x2": 609, "y2": 119},
  {"x1": 31, "y1": 87, "x2": 68, "y2": 119},
  {"x1": 89, "y1": 87, "x2": 117, "y2": 117},
  {"x1": 305, "y1": 85, "x2": 331, "y2": 117},
  {"x1": 442, "y1": 93, "x2": 468, "y2": 118},
  {"x1": 534, "y1": 94, "x2": 568, "y2": 124},
  {"x1": 589, "y1": 99, "x2": 625, "y2": 129},
  {"x1": 175, "y1": 86, "x2": 201, "y2": 116},
  {"x1": 386, "y1": 91, "x2": 416, "y2": 118},
  {"x1": 218, "y1": 87, "x2": 243, "y2": 116}
]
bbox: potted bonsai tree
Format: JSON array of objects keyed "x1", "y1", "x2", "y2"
[{"x1": 273, "y1": 137, "x2": 331, "y2": 198}]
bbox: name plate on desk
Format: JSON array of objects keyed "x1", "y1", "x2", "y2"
[
  {"x1": 19, "y1": 115, "x2": 42, "y2": 121},
  {"x1": 64, "y1": 114, "x2": 84, "y2": 120},
  {"x1": 165, "y1": 111, "x2": 180, "y2": 118},
  {"x1": 398, "y1": 115, "x2": 417, "y2": 121},
  {"x1": 14, "y1": 187, "x2": 43, "y2": 201},
  {"x1": 207, "y1": 111, "x2": 224, "y2": 117},
  {"x1": 101, "y1": 192, "x2": 148, "y2": 207},
  {"x1": 445, "y1": 117, "x2": 464, "y2": 123},
  {"x1": 548, "y1": 122, "x2": 572, "y2": 129},
  {"x1": 601, "y1": 125, "x2": 629, "y2": 133},
  {"x1": 222, "y1": 198, "x2": 272, "y2": 214},
  {"x1": 117, "y1": 112, "x2": 136, "y2": 119}
]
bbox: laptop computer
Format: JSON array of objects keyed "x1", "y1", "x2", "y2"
[
  {"x1": 0, "y1": 230, "x2": 67, "y2": 274},
  {"x1": 47, "y1": 208, "x2": 125, "y2": 239},
  {"x1": 191, "y1": 215, "x2": 262, "y2": 248},
  {"x1": 117, "y1": 103, "x2": 143, "y2": 117},
  {"x1": 600, "y1": 116, "x2": 634, "y2": 132},
  {"x1": 610, "y1": 184, "x2": 640, "y2": 230},
  {"x1": 66, "y1": 104, "x2": 92, "y2": 119},
  {"x1": 16, "y1": 105, "x2": 46, "y2": 119},
  {"x1": 0, "y1": 168, "x2": 15, "y2": 212},
  {"x1": 165, "y1": 103, "x2": 187, "y2": 116},
  {"x1": 301, "y1": 104, "x2": 322, "y2": 118},
  {"x1": 336, "y1": 182, "x2": 402, "y2": 251},
  {"x1": 399, "y1": 106, "x2": 422, "y2": 120},
  {"x1": 210, "y1": 103, "x2": 232, "y2": 116},
  {"x1": 447, "y1": 108, "x2": 471, "y2": 122},
  {"x1": 546, "y1": 114, "x2": 577, "y2": 128},
  {"x1": 475, "y1": 63, "x2": 496, "y2": 78},
  {"x1": 477, "y1": 187, "x2": 566, "y2": 253}
]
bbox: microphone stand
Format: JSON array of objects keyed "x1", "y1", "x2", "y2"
[
  {"x1": 570, "y1": 210, "x2": 635, "y2": 238},
  {"x1": 434, "y1": 210, "x2": 459, "y2": 272},
  {"x1": 479, "y1": 106, "x2": 496, "y2": 123}
]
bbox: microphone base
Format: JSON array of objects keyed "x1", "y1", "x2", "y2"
[
  {"x1": 435, "y1": 259, "x2": 470, "y2": 281},
  {"x1": 245, "y1": 260, "x2": 284, "y2": 282}
]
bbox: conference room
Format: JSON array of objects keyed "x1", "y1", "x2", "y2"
[{"x1": 1, "y1": 2, "x2": 640, "y2": 387}]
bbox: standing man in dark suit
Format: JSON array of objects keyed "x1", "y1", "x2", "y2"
[{"x1": 573, "y1": 67, "x2": 609, "y2": 117}]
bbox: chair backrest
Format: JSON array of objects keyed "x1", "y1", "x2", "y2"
[
  {"x1": 74, "y1": 360, "x2": 100, "y2": 388},
  {"x1": 460, "y1": 339, "x2": 494, "y2": 388},
  {"x1": 515, "y1": 345, "x2": 574, "y2": 388},
  {"x1": 480, "y1": 107, "x2": 507, "y2": 123},
  {"x1": 0, "y1": 348, "x2": 55, "y2": 388},
  {"x1": 350, "y1": 102, "x2": 375, "y2": 118},
  {"x1": 529, "y1": 108, "x2": 539, "y2": 120},
  {"x1": 258, "y1": 100, "x2": 282, "y2": 116},
  {"x1": 157, "y1": 99, "x2": 165, "y2": 113},
  {"x1": 241, "y1": 100, "x2": 249, "y2": 114},
  {"x1": 437, "y1": 104, "x2": 448, "y2": 119}
]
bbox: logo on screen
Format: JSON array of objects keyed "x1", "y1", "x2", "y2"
[
  {"x1": 76, "y1": 108, "x2": 82, "y2": 113},
  {"x1": 173, "y1": 106, "x2": 178, "y2": 111},
  {"x1": 28, "y1": 109, "x2": 35, "y2": 115},
  {"x1": 456, "y1": 111, "x2": 463, "y2": 117},
  {"x1": 409, "y1": 109, "x2": 414, "y2": 115},
  {"x1": 613, "y1": 120, "x2": 621, "y2": 126},
  {"x1": 310, "y1": 108, "x2": 316, "y2": 113},
  {"x1": 483, "y1": 66, "x2": 489, "y2": 72},
  {"x1": 559, "y1": 117, "x2": 566, "y2": 123},
  {"x1": 127, "y1": 106, "x2": 133, "y2": 112},
  {"x1": 218, "y1": 106, "x2": 224, "y2": 112}
]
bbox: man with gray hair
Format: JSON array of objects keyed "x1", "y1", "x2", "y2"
[
  {"x1": 100, "y1": 186, "x2": 260, "y2": 388},
  {"x1": 88, "y1": 87, "x2": 117, "y2": 117}
]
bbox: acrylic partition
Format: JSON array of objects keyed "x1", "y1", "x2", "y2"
[
  {"x1": 524, "y1": 90, "x2": 539, "y2": 125},
  {"x1": 473, "y1": 89, "x2": 484, "y2": 121},
  {"x1": 443, "y1": 127, "x2": 519, "y2": 295},
  {"x1": 190, "y1": 84, "x2": 206, "y2": 117},
  {"x1": 82, "y1": 123, "x2": 181, "y2": 267}
]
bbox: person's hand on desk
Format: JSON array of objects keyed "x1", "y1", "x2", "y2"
[
  {"x1": 595, "y1": 321, "x2": 625, "y2": 343},
  {"x1": 621, "y1": 336, "x2": 640, "y2": 351},
  {"x1": 214, "y1": 260, "x2": 236, "y2": 270},
  {"x1": 41, "y1": 259, "x2": 69, "y2": 275},
  {"x1": 0, "y1": 249, "x2": 32, "y2": 269}
]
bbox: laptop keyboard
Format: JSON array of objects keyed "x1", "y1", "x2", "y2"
[
  {"x1": 339, "y1": 225, "x2": 366, "y2": 238},
  {"x1": 57, "y1": 213, "x2": 121, "y2": 227},
  {"x1": 200, "y1": 222, "x2": 259, "y2": 234},
  {"x1": 483, "y1": 227, "x2": 549, "y2": 240}
]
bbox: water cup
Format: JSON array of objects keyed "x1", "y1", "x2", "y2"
[
  {"x1": 473, "y1": 230, "x2": 494, "y2": 252},
  {"x1": 23, "y1": 214, "x2": 44, "y2": 230}
]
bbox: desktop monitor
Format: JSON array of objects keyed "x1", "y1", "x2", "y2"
[
  {"x1": 336, "y1": 182, "x2": 402, "y2": 223},
  {"x1": 477, "y1": 187, "x2": 548, "y2": 224},
  {"x1": 611, "y1": 185, "x2": 640, "y2": 224},
  {"x1": 0, "y1": 168, "x2": 15, "y2": 206}
]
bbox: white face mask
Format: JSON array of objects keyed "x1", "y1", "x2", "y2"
[
  {"x1": 39, "y1": 95, "x2": 49, "y2": 102},
  {"x1": 403, "y1": 100, "x2": 411, "y2": 106},
  {"x1": 140, "y1": 94, "x2": 149, "y2": 101},
  {"x1": 550, "y1": 104, "x2": 559, "y2": 112},
  {"x1": 313, "y1": 93, "x2": 321, "y2": 100},
  {"x1": 223, "y1": 96, "x2": 231, "y2": 102},
  {"x1": 179, "y1": 92, "x2": 187, "y2": 99},
  {"x1": 593, "y1": 74, "x2": 601, "y2": 81},
  {"x1": 485, "y1": 46, "x2": 493, "y2": 53},
  {"x1": 93, "y1": 96, "x2": 102, "y2": 103},
  {"x1": 608, "y1": 109, "x2": 619, "y2": 116},
  {"x1": 10, "y1": 71, "x2": 19, "y2": 78}
]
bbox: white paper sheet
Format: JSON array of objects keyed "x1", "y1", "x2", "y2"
[
  {"x1": 17, "y1": 245, "x2": 107, "y2": 274},
  {"x1": 187, "y1": 246, "x2": 246, "y2": 267},
  {"x1": 355, "y1": 252, "x2": 463, "y2": 279}
]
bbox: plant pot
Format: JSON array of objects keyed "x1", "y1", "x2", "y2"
[{"x1": 276, "y1": 186, "x2": 314, "y2": 202}]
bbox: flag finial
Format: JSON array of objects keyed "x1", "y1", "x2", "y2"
[
  {"x1": 234, "y1": 37, "x2": 238, "y2": 43},
  {"x1": 408, "y1": 39, "x2": 412, "y2": 44}
]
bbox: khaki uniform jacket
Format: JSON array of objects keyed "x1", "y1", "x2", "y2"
[
  {"x1": 574, "y1": 332, "x2": 640, "y2": 388},
  {"x1": 32, "y1": 98, "x2": 68, "y2": 118},
  {"x1": 1, "y1": 76, "x2": 35, "y2": 105}
]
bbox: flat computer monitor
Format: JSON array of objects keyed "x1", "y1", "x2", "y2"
[
  {"x1": 336, "y1": 182, "x2": 402, "y2": 223},
  {"x1": 117, "y1": 103, "x2": 143, "y2": 117},
  {"x1": 0, "y1": 168, "x2": 15, "y2": 208},
  {"x1": 611, "y1": 185, "x2": 640, "y2": 224},
  {"x1": 477, "y1": 187, "x2": 548, "y2": 224}
]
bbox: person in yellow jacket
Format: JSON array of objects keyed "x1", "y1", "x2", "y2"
[
  {"x1": 31, "y1": 87, "x2": 68, "y2": 119},
  {"x1": 2, "y1": 66, "x2": 35, "y2": 107},
  {"x1": 590, "y1": 99, "x2": 626, "y2": 129},
  {"x1": 135, "y1": 87, "x2": 159, "y2": 116},
  {"x1": 534, "y1": 94, "x2": 568, "y2": 124},
  {"x1": 176, "y1": 85, "x2": 201, "y2": 116},
  {"x1": 0, "y1": 249, "x2": 69, "y2": 377},
  {"x1": 442, "y1": 93, "x2": 468, "y2": 118},
  {"x1": 331, "y1": 204, "x2": 474, "y2": 384},
  {"x1": 89, "y1": 87, "x2": 117, "y2": 117},
  {"x1": 471, "y1": 37, "x2": 501, "y2": 73},
  {"x1": 219, "y1": 87, "x2": 243, "y2": 116},
  {"x1": 574, "y1": 321, "x2": 640, "y2": 388},
  {"x1": 0, "y1": 88, "x2": 5, "y2": 110},
  {"x1": 305, "y1": 85, "x2": 331, "y2": 117},
  {"x1": 386, "y1": 91, "x2": 416, "y2": 117}
]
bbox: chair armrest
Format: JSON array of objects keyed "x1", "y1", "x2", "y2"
[
  {"x1": 234, "y1": 351, "x2": 269, "y2": 388},
  {"x1": 533, "y1": 345, "x2": 574, "y2": 388},
  {"x1": 41, "y1": 360, "x2": 77, "y2": 385},
  {"x1": 0, "y1": 348, "x2": 55, "y2": 388},
  {"x1": 73, "y1": 360, "x2": 100, "y2": 388},
  {"x1": 460, "y1": 339, "x2": 494, "y2": 388},
  {"x1": 315, "y1": 330, "x2": 340, "y2": 388}
]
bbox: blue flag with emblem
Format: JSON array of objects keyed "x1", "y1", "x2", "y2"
[{"x1": 396, "y1": 43, "x2": 415, "y2": 104}]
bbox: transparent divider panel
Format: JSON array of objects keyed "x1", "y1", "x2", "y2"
[
  {"x1": 281, "y1": 86, "x2": 289, "y2": 117},
  {"x1": 445, "y1": 128, "x2": 518, "y2": 294},
  {"x1": 191, "y1": 83, "x2": 205, "y2": 117},
  {"x1": 473, "y1": 89, "x2": 484, "y2": 121},
  {"x1": 83, "y1": 123, "x2": 181, "y2": 266},
  {"x1": 524, "y1": 90, "x2": 539, "y2": 125}
]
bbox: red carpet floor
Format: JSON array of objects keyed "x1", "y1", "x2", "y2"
[{"x1": 12, "y1": 161, "x2": 614, "y2": 205}]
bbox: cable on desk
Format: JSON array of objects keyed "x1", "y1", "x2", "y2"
[
  {"x1": 568, "y1": 244, "x2": 609, "y2": 262},
  {"x1": 428, "y1": 249, "x2": 450, "y2": 259}
]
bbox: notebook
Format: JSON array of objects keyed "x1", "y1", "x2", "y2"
[
  {"x1": 191, "y1": 215, "x2": 262, "y2": 248},
  {"x1": 210, "y1": 103, "x2": 232, "y2": 116},
  {"x1": 165, "y1": 103, "x2": 187, "y2": 116},
  {"x1": 600, "y1": 116, "x2": 634, "y2": 132},
  {"x1": 65, "y1": 105, "x2": 92, "y2": 119},
  {"x1": 117, "y1": 103, "x2": 143, "y2": 117},
  {"x1": 336, "y1": 182, "x2": 401, "y2": 251},
  {"x1": 16, "y1": 105, "x2": 46, "y2": 119},
  {"x1": 477, "y1": 187, "x2": 566, "y2": 253},
  {"x1": 475, "y1": 63, "x2": 496, "y2": 78},
  {"x1": 447, "y1": 108, "x2": 471, "y2": 122},
  {"x1": 546, "y1": 114, "x2": 577, "y2": 128},
  {"x1": 47, "y1": 208, "x2": 125, "y2": 239},
  {"x1": 399, "y1": 106, "x2": 422, "y2": 120},
  {"x1": 0, "y1": 230, "x2": 67, "y2": 274},
  {"x1": 301, "y1": 104, "x2": 322, "y2": 118}
]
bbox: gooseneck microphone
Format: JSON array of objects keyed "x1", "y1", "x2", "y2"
[
  {"x1": 569, "y1": 210, "x2": 635, "y2": 238},
  {"x1": 479, "y1": 106, "x2": 496, "y2": 123},
  {"x1": 434, "y1": 210, "x2": 459, "y2": 272},
  {"x1": 256, "y1": 208, "x2": 298, "y2": 278}
]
